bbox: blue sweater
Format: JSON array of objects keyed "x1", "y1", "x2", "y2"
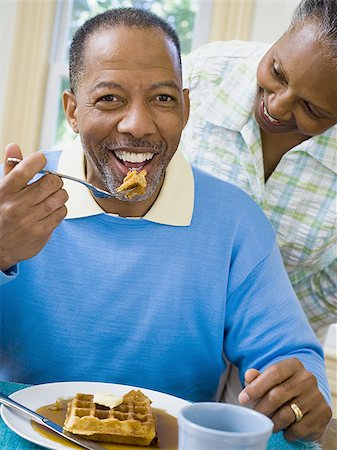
[{"x1": 0, "y1": 152, "x2": 330, "y2": 403}]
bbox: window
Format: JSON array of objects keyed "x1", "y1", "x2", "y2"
[{"x1": 40, "y1": 0, "x2": 209, "y2": 151}]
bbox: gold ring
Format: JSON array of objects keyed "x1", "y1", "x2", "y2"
[{"x1": 290, "y1": 403, "x2": 304, "y2": 422}]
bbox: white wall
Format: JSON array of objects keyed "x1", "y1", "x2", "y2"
[
  {"x1": 0, "y1": 1, "x2": 17, "y2": 141},
  {"x1": 251, "y1": 0, "x2": 300, "y2": 42}
]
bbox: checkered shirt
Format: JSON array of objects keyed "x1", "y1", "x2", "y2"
[{"x1": 180, "y1": 40, "x2": 337, "y2": 338}]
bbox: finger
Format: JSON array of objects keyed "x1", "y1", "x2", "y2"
[
  {"x1": 272, "y1": 398, "x2": 311, "y2": 433},
  {"x1": 283, "y1": 400, "x2": 332, "y2": 442},
  {"x1": 252, "y1": 372, "x2": 303, "y2": 417},
  {"x1": 3, "y1": 143, "x2": 23, "y2": 176},
  {"x1": 13, "y1": 182, "x2": 68, "y2": 223},
  {"x1": 238, "y1": 358, "x2": 300, "y2": 405},
  {"x1": 8, "y1": 203, "x2": 68, "y2": 269},
  {"x1": 252, "y1": 364, "x2": 318, "y2": 419},
  {"x1": 285, "y1": 422, "x2": 327, "y2": 443},
  {"x1": 34, "y1": 188, "x2": 69, "y2": 221},
  {"x1": 245, "y1": 368, "x2": 260, "y2": 385},
  {"x1": 238, "y1": 369, "x2": 260, "y2": 405},
  {"x1": 23, "y1": 174, "x2": 65, "y2": 207},
  {"x1": 38, "y1": 204, "x2": 68, "y2": 233},
  {"x1": 2, "y1": 152, "x2": 47, "y2": 193}
]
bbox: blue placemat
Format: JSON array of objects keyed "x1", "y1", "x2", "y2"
[
  {"x1": 0, "y1": 381, "x2": 321, "y2": 449},
  {"x1": 268, "y1": 432, "x2": 321, "y2": 450},
  {"x1": 0, "y1": 381, "x2": 42, "y2": 449}
]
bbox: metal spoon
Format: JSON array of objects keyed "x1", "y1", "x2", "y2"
[{"x1": 6, "y1": 157, "x2": 116, "y2": 199}]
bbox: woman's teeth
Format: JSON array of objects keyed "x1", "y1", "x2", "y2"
[
  {"x1": 114, "y1": 151, "x2": 154, "y2": 163},
  {"x1": 263, "y1": 103, "x2": 280, "y2": 123}
]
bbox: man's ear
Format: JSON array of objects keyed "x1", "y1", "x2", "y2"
[
  {"x1": 62, "y1": 89, "x2": 79, "y2": 133},
  {"x1": 182, "y1": 88, "x2": 190, "y2": 129}
]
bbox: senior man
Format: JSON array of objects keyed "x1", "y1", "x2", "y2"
[{"x1": 0, "y1": 8, "x2": 332, "y2": 442}]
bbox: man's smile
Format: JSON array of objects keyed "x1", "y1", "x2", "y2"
[
  {"x1": 103, "y1": 144, "x2": 162, "y2": 175},
  {"x1": 114, "y1": 150, "x2": 155, "y2": 164}
]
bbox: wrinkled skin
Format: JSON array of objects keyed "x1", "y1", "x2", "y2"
[
  {"x1": 0, "y1": 143, "x2": 68, "y2": 271},
  {"x1": 238, "y1": 359, "x2": 332, "y2": 441}
]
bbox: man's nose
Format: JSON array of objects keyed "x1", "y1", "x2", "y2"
[
  {"x1": 117, "y1": 102, "x2": 157, "y2": 138},
  {"x1": 266, "y1": 88, "x2": 295, "y2": 122}
]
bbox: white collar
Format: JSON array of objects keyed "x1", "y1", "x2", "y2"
[{"x1": 59, "y1": 136, "x2": 194, "y2": 226}]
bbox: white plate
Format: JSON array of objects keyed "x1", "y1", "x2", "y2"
[{"x1": 1, "y1": 381, "x2": 190, "y2": 449}]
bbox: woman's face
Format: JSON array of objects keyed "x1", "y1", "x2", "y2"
[{"x1": 254, "y1": 23, "x2": 337, "y2": 137}]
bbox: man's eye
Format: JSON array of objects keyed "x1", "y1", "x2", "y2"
[
  {"x1": 99, "y1": 95, "x2": 119, "y2": 102},
  {"x1": 155, "y1": 94, "x2": 174, "y2": 102}
]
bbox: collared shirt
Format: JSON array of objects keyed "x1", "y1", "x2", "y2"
[
  {"x1": 1, "y1": 153, "x2": 330, "y2": 405},
  {"x1": 180, "y1": 40, "x2": 337, "y2": 336},
  {"x1": 57, "y1": 136, "x2": 194, "y2": 226}
]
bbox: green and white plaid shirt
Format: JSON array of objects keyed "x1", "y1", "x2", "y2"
[{"x1": 180, "y1": 41, "x2": 337, "y2": 338}]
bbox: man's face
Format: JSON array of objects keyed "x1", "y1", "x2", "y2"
[{"x1": 64, "y1": 26, "x2": 189, "y2": 203}]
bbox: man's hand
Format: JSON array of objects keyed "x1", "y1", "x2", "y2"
[
  {"x1": 238, "y1": 358, "x2": 332, "y2": 442},
  {"x1": 0, "y1": 143, "x2": 68, "y2": 271}
]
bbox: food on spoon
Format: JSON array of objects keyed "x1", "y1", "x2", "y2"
[
  {"x1": 63, "y1": 389, "x2": 158, "y2": 446},
  {"x1": 117, "y1": 169, "x2": 147, "y2": 199}
]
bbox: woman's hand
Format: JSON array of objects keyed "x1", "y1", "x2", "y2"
[{"x1": 238, "y1": 358, "x2": 332, "y2": 441}]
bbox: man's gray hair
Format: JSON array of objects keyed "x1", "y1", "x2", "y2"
[{"x1": 69, "y1": 7, "x2": 182, "y2": 94}]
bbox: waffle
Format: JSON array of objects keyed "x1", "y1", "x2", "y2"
[
  {"x1": 117, "y1": 169, "x2": 147, "y2": 199},
  {"x1": 63, "y1": 390, "x2": 158, "y2": 446}
]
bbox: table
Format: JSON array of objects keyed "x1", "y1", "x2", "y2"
[{"x1": 0, "y1": 381, "x2": 334, "y2": 449}]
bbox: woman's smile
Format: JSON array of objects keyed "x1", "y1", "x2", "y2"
[{"x1": 255, "y1": 90, "x2": 298, "y2": 134}]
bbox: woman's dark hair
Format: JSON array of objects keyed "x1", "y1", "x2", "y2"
[
  {"x1": 290, "y1": 0, "x2": 337, "y2": 65},
  {"x1": 69, "y1": 7, "x2": 181, "y2": 93}
]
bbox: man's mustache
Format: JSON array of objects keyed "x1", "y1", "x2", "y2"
[{"x1": 102, "y1": 138, "x2": 166, "y2": 151}]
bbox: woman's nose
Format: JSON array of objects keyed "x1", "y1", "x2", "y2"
[
  {"x1": 117, "y1": 103, "x2": 156, "y2": 138},
  {"x1": 266, "y1": 89, "x2": 295, "y2": 122}
]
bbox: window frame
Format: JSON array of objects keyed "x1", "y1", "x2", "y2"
[{"x1": 39, "y1": 0, "x2": 213, "y2": 150}]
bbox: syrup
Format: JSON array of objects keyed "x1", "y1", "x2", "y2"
[{"x1": 32, "y1": 399, "x2": 178, "y2": 449}]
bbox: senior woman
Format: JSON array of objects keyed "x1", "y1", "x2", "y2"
[
  {"x1": 181, "y1": 0, "x2": 336, "y2": 341},
  {"x1": 180, "y1": 0, "x2": 337, "y2": 410}
]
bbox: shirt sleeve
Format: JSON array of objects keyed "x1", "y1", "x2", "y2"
[
  {"x1": 182, "y1": 48, "x2": 199, "y2": 89},
  {"x1": 293, "y1": 257, "x2": 337, "y2": 338},
  {"x1": 0, "y1": 265, "x2": 19, "y2": 285},
  {"x1": 223, "y1": 241, "x2": 331, "y2": 406}
]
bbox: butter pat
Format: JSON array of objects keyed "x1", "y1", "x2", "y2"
[{"x1": 93, "y1": 392, "x2": 123, "y2": 409}]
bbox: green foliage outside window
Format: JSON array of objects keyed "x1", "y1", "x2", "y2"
[{"x1": 69, "y1": 0, "x2": 198, "y2": 55}]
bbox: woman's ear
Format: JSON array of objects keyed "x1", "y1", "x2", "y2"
[{"x1": 62, "y1": 89, "x2": 79, "y2": 133}]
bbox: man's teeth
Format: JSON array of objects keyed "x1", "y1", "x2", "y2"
[
  {"x1": 263, "y1": 104, "x2": 279, "y2": 123},
  {"x1": 114, "y1": 151, "x2": 154, "y2": 163}
]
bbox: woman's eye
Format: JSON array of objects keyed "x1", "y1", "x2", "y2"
[
  {"x1": 304, "y1": 102, "x2": 324, "y2": 119},
  {"x1": 271, "y1": 64, "x2": 286, "y2": 85}
]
